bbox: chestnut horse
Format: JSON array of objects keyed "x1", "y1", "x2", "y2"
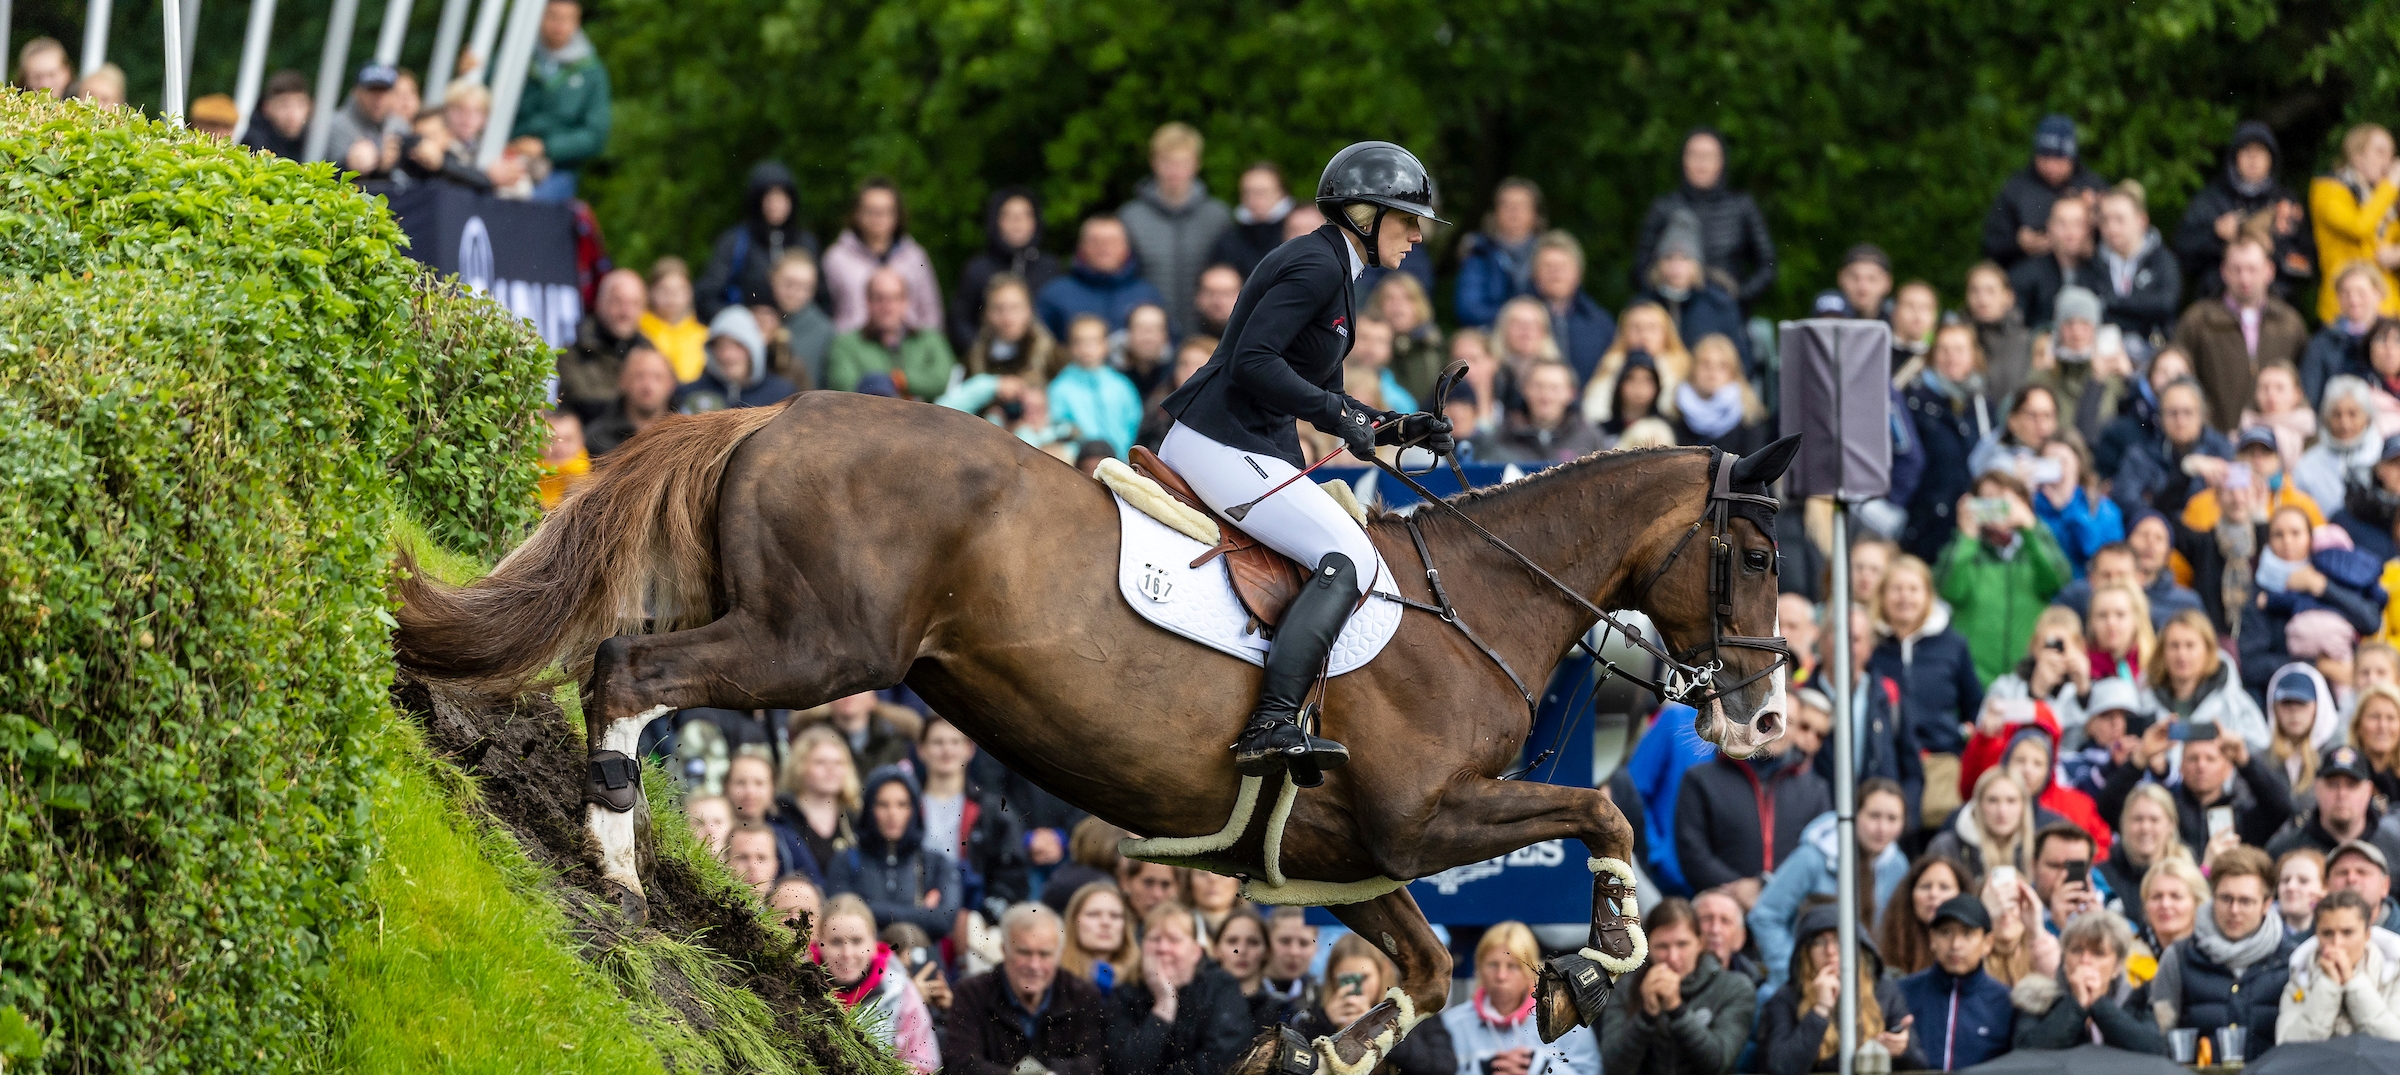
[{"x1": 394, "y1": 392, "x2": 1794, "y2": 1072}]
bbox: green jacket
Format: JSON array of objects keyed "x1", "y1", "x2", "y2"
[
  {"x1": 1599, "y1": 954, "x2": 1755, "y2": 1075},
  {"x1": 510, "y1": 32, "x2": 611, "y2": 169},
  {"x1": 1936, "y1": 523, "x2": 2072, "y2": 683},
  {"x1": 827, "y1": 329, "x2": 957, "y2": 402}
]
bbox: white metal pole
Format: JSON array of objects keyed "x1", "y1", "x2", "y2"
[
  {"x1": 81, "y1": 0, "x2": 111, "y2": 77},
  {"x1": 230, "y1": 0, "x2": 276, "y2": 140},
  {"x1": 303, "y1": 0, "x2": 362, "y2": 161},
  {"x1": 459, "y1": 0, "x2": 504, "y2": 86},
  {"x1": 475, "y1": 0, "x2": 538, "y2": 167},
  {"x1": 1832, "y1": 504, "x2": 1858, "y2": 1075},
  {"x1": 159, "y1": 0, "x2": 184, "y2": 121},
  {"x1": 177, "y1": 0, "x2": 198, "y2": 100},
  {"x1": 421, "y1": 0, "x2": 469, "y2": 104},
  {"x1": 371, "y1": 0, "x2": 411, "y2": 66},
  {"x1": 1, "y1": 0, "x2": 15, "y2": 85}
]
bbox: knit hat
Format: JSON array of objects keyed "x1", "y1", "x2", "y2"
[
  {"x1": 2034, "y1": 114, "x2": 2078, "y2": 159},
  {"x1": 2053, "y1": 286, "x2": 2102, "y2": 327},
  {"x1": 1658, "y1": 208, "x2": 1704, "y2": 265}
]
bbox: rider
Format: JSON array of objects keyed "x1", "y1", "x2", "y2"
[{"x1": 1158, "y1": 141, "x2": 1456, "y2": 782}]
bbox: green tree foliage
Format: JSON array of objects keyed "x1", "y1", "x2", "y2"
[
  {"x1": 583, "y1": 0, "x2": 2390, "y2": 314},
  {"x1": 0, "y1": 91, "x2": 545, "y2": 1071}
]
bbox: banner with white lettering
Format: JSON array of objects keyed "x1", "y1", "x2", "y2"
[{"x1": 387, "y1": 186, "x2": 583, "y2": 347}]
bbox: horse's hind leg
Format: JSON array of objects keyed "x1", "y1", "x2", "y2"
[
  {"x1": 1378, "y1": 777, "x2": 1642, "y2": 1040},
  {"x1": 1237, "y1": 889, "x2": 1451, "y2": 1075},
  {"x1": 581, "y1": 612, "x2": 844, "y2": 919}
]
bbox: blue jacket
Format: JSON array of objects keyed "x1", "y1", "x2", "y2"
[
  {"x1": 1454, "y1": 232, "x2": 1535, "y2": 327},
  {"x1": 1748, "y1": 811, "x2": 1910, "y2": 989},
  {"x1": 2033, "y1": 486, "x2": 2126, "y2": 578},
  {"x1": 1638, "y1": 284, "x2": 1752, "y2": 372},
  {"x1": 1626, "y1": 703, "x2": 1716, "y2": 895},
  {"x1": 1047, "y1": 363, "x2": 1145, "y2": 457},
  {"x1": 1035, "y1": 257, "x2": 1168, "y2": 338},
  {"x1": 1898, "y1": 965, "x2": 2014, "y2": 1071},
  {"x1": 1902, "y1": 377, "x2": 1993, "y2": 562},
  {"x1": 2301, "y1": 322, "x2": 2368, "y2": 406},
  {"x1": 1867, "y1": 604, "x2": 1985, "y2": 756},
  {"x1": 1551, "y1": 293, "x2": 1618, "y2": 387}
]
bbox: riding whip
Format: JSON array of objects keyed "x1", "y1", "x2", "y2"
[{"x1": 1221, "y1": 418, "x2": 1390, "y2": 522}]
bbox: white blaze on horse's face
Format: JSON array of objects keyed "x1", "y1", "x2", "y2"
[{"x1": 1697, "y1": 611, "x2": 1789, "y2": 760}]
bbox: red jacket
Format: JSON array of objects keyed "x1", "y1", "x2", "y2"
[{"x1": 1958, "y1": 701, "x2": 2113, "y2": 859}]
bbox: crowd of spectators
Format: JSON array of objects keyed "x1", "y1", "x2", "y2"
[
  {"x1": 55, "y1": 23, "x2": 2400, "y2": 1068},
  {"x1": 575, "y1": 104, "x2": 2400, "y2": 1072}
]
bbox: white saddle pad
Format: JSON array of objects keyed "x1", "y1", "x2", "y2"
[{"x1": 1113, "y1": 493, "x2": 1402, "y2": 675}]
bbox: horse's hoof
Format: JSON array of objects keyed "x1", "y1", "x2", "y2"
[
  {"x1": 1536, "y1": 951, "x2": 1612, "y2": 1042},
  {"x1": 1232, "y1": 1026, "x2": 1321, "y2": 1075},
  {"x1": 601, "y1": 877, "x2": 649, "y2": 929}
]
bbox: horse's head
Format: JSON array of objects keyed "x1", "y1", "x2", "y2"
[{"x1": 1640, "y1": 436, "x2": 1801, "y2": 759}]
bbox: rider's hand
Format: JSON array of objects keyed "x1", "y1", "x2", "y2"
[
  {"x1": 1376, "y1": 411, "x2": 1456, "y2": 454},
  {"x1": 1326, "y1": 403, "x2": 1379, "y2": 461}
]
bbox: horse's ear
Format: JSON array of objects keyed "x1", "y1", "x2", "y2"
[{"x1": 1729, "y1": 434, "x2": 1802, "y2": 491}]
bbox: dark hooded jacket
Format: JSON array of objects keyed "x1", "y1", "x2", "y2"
[
  {"x1": 1981, "y1": 160, "x2": 2111, "y2": 267},
  {"x1": 949, "y1": 186, "x2": 1064, "y2": 354},
  {"x1": 1601, "y1": 949, "x2": 1758, "y2": 1075},
  {"x1": 1206, "y1": 196, "x2": 1293, "y2": 280},
  {"x1": 1675, "y1": 748, "x2": 1833, "y2": 893},
  {"x1": 696, "y1": 161, "x2": 821, "y2": 322},
  {"x1": 1756, "y1": 906, "x2": 1928, "y2": 1075},
  {"x1": 2174, "y1": 122, "x2": 2316, "y2": 300},
  {"x1": 828, "y1": 768, "x2": 965, "y2": 938},
  {"x1": 1633, "y1": 131, "x2": 1780, "y2": 307}
]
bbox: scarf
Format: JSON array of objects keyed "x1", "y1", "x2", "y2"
[
  {"x1": 2191, "y1": 904, "x2": 2284, "y2": 977},
  {"x1": 2098, "y1": 230, "x2": 2160, "y2": 296},
  {"x1": 1922, "y1": 368, "x2": 1983, "y2": 406},
  {"x1": 2255, "y1": 548, "x2": 2301, "y2": 593},
  {"x1": 1676, "y1": 381, "x2": 1747, "y2": 439},
  {"x1": 533, "y1": 30, "x2": 594, "y2": 80},
  {"x1": 832, "y1": 944, "x2": 893, "y2": 1009},
  {"x1": 1474, "y1": 987, "x2": 1536, "y2": 1028}
]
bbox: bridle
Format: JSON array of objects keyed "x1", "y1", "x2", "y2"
[{"x1": 1364, "y1": 366, "x2": 1795, "y2": 735}]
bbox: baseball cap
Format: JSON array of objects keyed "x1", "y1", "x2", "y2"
[
  {"x1": 2271, "y1": 675, "x2": 2319, "y2": 705},
  {"x1": 2085, "y1": 677, "x2": 2142, "y2": 719},
  {"x1": 2322, "y1": 745, "x2": 2374, "y2": 784},
  {"x1": 2034, "y1": 115, "x2": 2079, "y2": 160},
  {"x1": 1931, "y1": 895, "x2": 1992, "y2": 932},
  {"x1": 356, "y1": 63, "x2": 399, "y2": 89},
  {"x1": 2234, "y1": 426, "x2": 2280, "y2": 456},
  {"x1": 2332, "y1": 839, "x2": 2391, "y2": 876}
]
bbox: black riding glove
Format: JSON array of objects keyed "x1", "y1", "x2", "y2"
[
  {"x1": 1323, "y1": 403, "x2": 1379, "y2": 460},
  {"x1": 1375, "y1": 410, "x2": 1456, "y2": 454}
]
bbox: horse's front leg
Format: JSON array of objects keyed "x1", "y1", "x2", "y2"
[
  {"x1": 1236, "y1": 888, "x2": 1451, "y2": 1075},
  {"x1": 1399, "y1": 777, "x2": 1644, "y2": 1041}
]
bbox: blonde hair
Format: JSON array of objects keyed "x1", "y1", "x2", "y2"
[
  {"x1": 647, "y1": 255, "x2": 692, "y2": 286},
  {"x1": 1967, "y1": 768, "x2": 2039, "y2": 877},
  {"x1": 1691, "y1": 334, "x2": 1766, "y2": 423},
  {"x1": 2336, "y1": 260, "x2": 2390, "y2": 299},
  {"x1": 2345, "y1": 124, "x2": 2396, "y2": 170},
  {"x1": 1493, "y1": 296, "x2": 1562, "y2": 366},
  {"x1": 1597, "y1": 302, "x2": 1694, "y2": 387},
  {"x1": 2349, "y1": 683, "x2": 2400, "y2": 775},
  {"x1": 781, "y1": 724, "x2": 862, "y2": 812},
  {"x1": 2087, "y1": 583, "x2": 2156, "y2": 669},
  {"x1": 1059, "y1": 881, "x2": 1142, "y2": 983},
  {"x1": 2119, "y1": 782, "x2": 2191, "y2": 861},
  {"x1": 1793, "y1": 924, "x2": 1885, "y2": 1059},
  {"x1": 1615, "y1": 417, "x2": 1679, "y2": 449},
  {"x1": 2147, "y1": 609, "x2": 2223, "y2": 696},
  {"x1": 442, "y1": 79, "x2": 491, "y2": 111},
  {"x1": 1875, "y1": 554, "x2": 1938, "y2": 637},
  {"x1": 1473, "y1": 921, "x2": 1541, "y2": 993},
  {"x1": 2140, "y1": 855, "x2": 2208, "y2": 908},
  {"x1": 1327, "y1": 932, "x2": 1398, "y2": 1000},
  {"x1": 2027, "y1": 605, "x2": 2086, "y2": 655},
  {"x1": 1371, "y1": 273, "x2": 1441, "y2": 342},
  {"x1": 821, "y1": 892, "x2": 877, "y2": 936},
  {"x1": 1151, "y1": 121, "x2": 1202, "y2": 159}
]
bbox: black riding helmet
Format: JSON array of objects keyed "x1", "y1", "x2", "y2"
[{"x1": 1316, "y1": 141, "x2": 1449, "y2": 269}]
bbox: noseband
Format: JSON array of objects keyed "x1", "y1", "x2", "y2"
[{"x1": 1372, "y1": 444, "x2": 1796, "y2": 725}]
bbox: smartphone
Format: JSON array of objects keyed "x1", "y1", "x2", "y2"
[
  {"x1": 2043, "y1": 637, "x2": 2068, "y2": 653},
  {"x1": 1971, "y1": 496, "x2": 2012, "y2": 526},
  {"x1": 2169, "y1": 720, "x2": 2221, "y2": 742},
  {"x1": 2031, "y1": 458, "x2": 2065, "y2": 486},
  {"x1": 2225, "y1": 463, "x2": 2253, "y2": 490},
  {"x1": 1999, "y1": 698, "x2": 2037, "y2": 725},
  {"x1": 2065, "y1": 860, "x2": 2090, "y2": 887},
  {"x1": 2208, "y1": 806, "x2": 2235, "y2": 839},
  {"x1": 1990, "y1": 865, "x2": 2020, "y2": 894}
]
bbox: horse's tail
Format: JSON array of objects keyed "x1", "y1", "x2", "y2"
[{"x1": 394, "y1": 402, "x2": 792, "y2": 694}]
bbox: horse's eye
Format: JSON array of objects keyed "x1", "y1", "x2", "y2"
[{"x1": 1744, "y1": 549, "x2": 1771, "y2": 572}]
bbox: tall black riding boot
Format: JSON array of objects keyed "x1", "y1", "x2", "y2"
[{"x1": 1233, "y1": 552, "x2": 1358, "y2": 780}]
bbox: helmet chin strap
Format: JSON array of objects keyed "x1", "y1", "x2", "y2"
[{"x1": 1342, "y1": 205, "x2": 1388, "y2": 269}]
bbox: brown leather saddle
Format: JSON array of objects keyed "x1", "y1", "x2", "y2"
[{"x1": 1130, "y1": 445, "x2": 1310, "y2": 630}]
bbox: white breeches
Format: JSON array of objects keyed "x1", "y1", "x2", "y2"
[{"x1": 1160, "y1": 422, "x2": 1375, "y2": 596}]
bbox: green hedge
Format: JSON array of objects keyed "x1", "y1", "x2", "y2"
[{"x1": 0, "y1": 91, "x2": 548, "y2": 1071}]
